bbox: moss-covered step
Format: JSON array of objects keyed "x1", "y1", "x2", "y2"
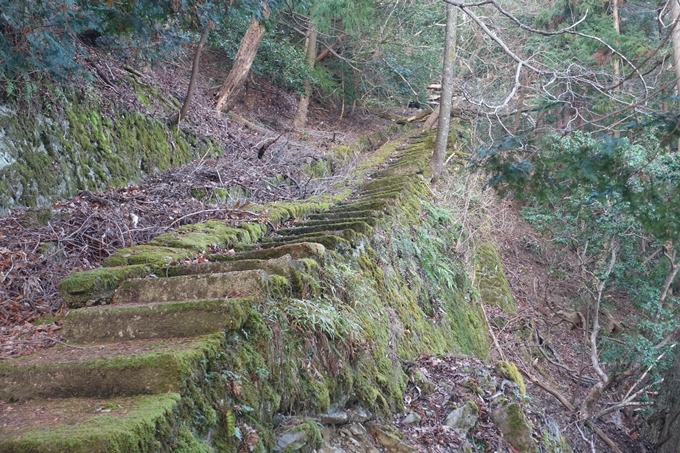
[
  {"x1": 0, "y1": 393, "x2": 200, "y2": 453},
  {"x1": 358, "y1": 180, "x2": 409, "y2": 195},
  {"x1": 277, "y1": 220, "x2": 373, "y2": 237},
  {"x1": 0, "y1": 393, "x2": 183, "y2": 452},
  {"x1": 161, "y1": 254, "x2": 302, "y2": 279},
  {"x1": 112, "y1": 269, "x2": 270, "y2": 305},
  {"x1": 327, "y1": 199, "x2": 391, "y2": 214},
  {"x1": 59, "y1": 264, "x2": 154, "y2": 309},
  {"x1": 343, "y1": 188, "x2": 405, "y2": 204},
  {"x1": 0, "y1": 334, "x2": 223, "y2": 400},
  {"x1": 209, "y1": 242, "x2": 326, "y2": 262},
  {"x1": 102, "y1": 245, "x2": 198, "y2": 268},
  {"x1": 148, "y1": 221, "x2": 265, "y2": 251},
  {"x1": 293, "y1": 217, "x2": 378, "y2": 228},
  {"x1": 359, "y1": 175, "x2": 412, "y2": 192},
  {"x1": 305, "y1": 209, "x2": 380, "y2": 222},
  {"x1": 62, "y1": 298, "x2": 252, "y2": 344},
  {"x1": 258, "y1": 232, "x2": 353, "y2": 251}
]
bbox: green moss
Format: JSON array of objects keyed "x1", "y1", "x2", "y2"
[
  {"x1": 475, "y1": 242, "x2": 515, "y2": 314},
  {"x1": 103, "y1": 245, "x2": 196, "y2": 267},
  {"x1": 495, "y1": 360, "x2": 526, "y2": 396},
  {"x1": 0, "y1": 91, "x2": 222, "y2": 212},
  {"x1": 0, "y1": 394, "x2": 181, "y2": 453},
  {"x1": 59, "y1": 264, "x2": 152, "y2": 308},
  {"x1": 149, "y1": 221, "x2": 261, "y2": 251}
]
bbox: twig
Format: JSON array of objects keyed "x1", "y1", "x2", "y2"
[
  {"x1": 480, "y1": 299, "x2": 505, "y2": 360},
  {"x1": 47, "y1": 338, "x2": 89, "y2": 349},
  {"x1": 518, "y1": 366, "x2": 624, "y2": 453}
]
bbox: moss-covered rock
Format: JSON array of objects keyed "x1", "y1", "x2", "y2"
[
  {"x1": 59, "y1": 264, "x2": 153, "y2": 309},
  {"x1": 476, "y1": 242, "x2": 515, "y2": 314},
  {"x1": 494, "y1": 360, "x2": 526, "y2": 396},
  {"x1": 491, "y1": 402, "x2": 537, "y2": 453}
]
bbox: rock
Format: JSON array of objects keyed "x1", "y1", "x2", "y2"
[
  {"x1": 459, "y1": 441, "x2": 475, "y2": 453},
  {"x1": 491, "y1": 403, "x2": 537, "y2": 453},
  {"x1": 321, "y1": 423, "x2": 381, "y2": 453},
  {"x1": 349, "y1": 423, "x2": 367, "y2": 436},
  {"x1": 320, "y1": 410, "x2": 350, "y2": 425},
  {"x1": 402, "y1": 412, "x2": 421, "y2": 424},
  {"x1": 494, "y1": 360, "x2": 526, "y2": 396},
  {"x1": 411, "y1": 367, "x2": 435, "y2": 394},
  {"x1": 347, "y1": 404, "x2": 372, "y2": 423},
  {"x1": 444, "y1": 401, "x2": 479, "y2": 433},
  {"x1": 367, "y1": 423, "x2": 418, "y2": 453},
  {"x1": 274, "y1": 430, "x2": 308, "y2": 452},
  {"x1": 274, "y1": 419, "x2": 323, "y2": 453}
]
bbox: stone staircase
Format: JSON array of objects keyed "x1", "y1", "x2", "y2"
[{"x1": 0, "y1": 133, "x2": 432, "y2": 452}]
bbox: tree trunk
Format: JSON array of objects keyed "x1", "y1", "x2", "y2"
[
  {"x1": 672, "y1": 0, "x2": 680, "y2": 99},
  {"x1": 430, "y1": 3, "x2": 457, "y2": 183},
  {"x1": 292, "y1": 25, "x2": 317, "y2": 129},
  {"x1": 216, "y1": 7, "x2": 269, "y2": 113},
  {"x1": 170, "y1": 24, "x2": 211, "y2": 126},
  {"x1": 671, "y1": 0, "x2": 680, "y2": 151},
  {"x1": 612, "y1": 0, "x2": 621, "y2": 87},
  {"x1": 643, "y1": 334, "x2": 680, "y2": 452}
]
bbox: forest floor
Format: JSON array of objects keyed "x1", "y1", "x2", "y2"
[{"x1": 0, "y1": 46, "x2": 652, "y2": 452}]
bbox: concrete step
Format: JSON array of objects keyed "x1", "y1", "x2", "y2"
[
  {"x1": 0, "y1": 334, "x2": 222, "y2": 400},
  {"x1": 163, "y1": 254, "x2": 302, "y2": 279},
  {"x1": 258, "y1": 233, "x2": 351, "y2": 252},
  {"x1": 210, "y1": 242, "x2": 326, "y2": 262},
  {"x1": 0, "y1": 393, "x2": 183, "y2": 453},
  {"x1": 62, "y1": 298, "x2": 252, "y2": 344},
  {"x1": 277, "y1": 220, "x2": 373, "y2": 237},
  {"x1": 112, "y1": 269, "x2": 269, "y2": 305},
  {"x1": 305, "y1": 209, "x2": 379, "y2": 222}
]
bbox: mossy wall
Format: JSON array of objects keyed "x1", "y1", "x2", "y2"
[{"x1": 0, "y1": 94, "x2": 221, "y2": 213}]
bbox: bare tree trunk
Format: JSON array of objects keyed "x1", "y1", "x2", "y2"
[
  {"x1": 672, "y1": 0, "x2": 680, "y2": 98},
  {"x1": 216, "y1": 7, "x2": 269, "y2": 113},
  {"x1": 430, "y1": 3, "x2": 457, "y2": 183},
  {"x1": 658, "y1": 246, "x2": 680, "y2": 310},
  {"x1": 671, "y1": 0, "x2": 680, "y2": 151},
  {"x1": 171, "y1": 24, "x2": 212, "y2": 126},
  {"x1": 315, "y1": 33, "x2": 345, "y2": 64},
  {"x1": 612, "y1": 0, "x2": 621, "y2": 86},
  {"x1": 292, "y1": 25, "x2": 317, "y2": 129}
]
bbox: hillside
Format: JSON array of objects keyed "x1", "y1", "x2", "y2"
[{"x1": 0, "y1": 38, "x2": 658, "y2": 453}]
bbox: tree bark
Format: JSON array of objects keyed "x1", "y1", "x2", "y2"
[
  {"x1": 216, "y1": 7, "x2": 270, "y2": 113},
  {"x1": 171, "y1": 24, "x2": 211, "y2": 126},
  {"x1": 430, "y1": 3, "x2": 457, "y2": 183},
  {"x1": 643, "y1": 335, "x2": 680, "y2": 453},
  {"x1": 292, "y1": 25, "x2": 317, "y2": 129},
  {"x1": 672, "y1": 0, "x2": 680, "y2": 99},
  {"x1": 612, "y1": 0, "x2": 621, "y2": 87}
]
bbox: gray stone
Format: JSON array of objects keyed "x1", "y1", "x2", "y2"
[
  {"x1": 320, "y1": 410, "x2": 350, "y2": 425},
  {"x1": 274, "y1": 430, "x2": 308, "y2": 452},
  {"x1": 347, "y1": 404, "x2": 372, "y2": 423},
  {"x1": 367, "y1": 423, "x2": 418, "y2": 453},
  {"x1": 444, "y1": 401, "x2": 479, "y2": 433},
  {"x1": 490, "y1": 403, "x2": 537, "y2": 453},
  {"x1": 401, "y1": 412, "x2": 421, "y2": 424},
  {"x1": 349, "y1": 423, "x2": 367, "y2": 436}
]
